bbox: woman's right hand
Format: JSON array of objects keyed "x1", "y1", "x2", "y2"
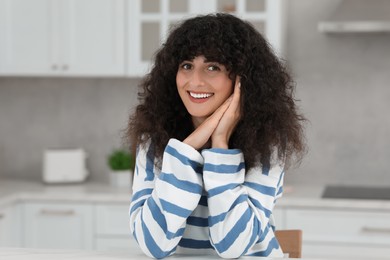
[{"x1": 183, "y1": 96, "x2": 232, "y2": 150}]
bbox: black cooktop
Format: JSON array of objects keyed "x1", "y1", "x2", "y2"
[{"x1": 322, "y1": 185, "x2": 390, "y2": 200}]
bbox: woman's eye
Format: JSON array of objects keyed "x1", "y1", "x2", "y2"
[
  {"x1": 181, "y1": 63, "x2": 192, "y2": 70},
  {"x1": 207, "y1": 65, "x2": 221, "y2": 71}
]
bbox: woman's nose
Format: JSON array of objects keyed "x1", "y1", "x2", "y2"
[{"x1": 189, "y1": 70, "x2": 205, "y2": 87}]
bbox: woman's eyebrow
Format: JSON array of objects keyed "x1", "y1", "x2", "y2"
[{"x1": 204, "y1": 60, "x2": 221, "y2": 64}]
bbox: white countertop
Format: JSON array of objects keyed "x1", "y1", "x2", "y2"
[
  {"x1": 0, "y1": 247, "x2": 347, "y2": 260},
  {"x1": 1, "y1": 178, "x2": 390, "y2": 211},
  {"x1": 0, "y1": 179, "x2": 132, "y2": 208}
]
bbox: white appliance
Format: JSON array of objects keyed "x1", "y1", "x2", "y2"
[{"x1": 43, "y1": 148, "x2": 89, "y2": 183}]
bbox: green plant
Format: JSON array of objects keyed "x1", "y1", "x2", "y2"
[{"x1": 108, "y1": 149, "x2": 135, "y2": 171}]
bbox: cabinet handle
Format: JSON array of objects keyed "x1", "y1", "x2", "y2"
[
  {"x1": 0, "y1": 214, "x2": 4, "y2": 219},
  {"x1": 40, "y1": 209, "x2": 75, "y2": 216},
  {"x1": 361, "y1": 226, "x2": 390, "y2": 234},
  {"x1": 62, "y1": 64, "x2": 69, "y2": 71},
  {"x1": 51, "y1": 64, "x2": 58, "y2": 70}
]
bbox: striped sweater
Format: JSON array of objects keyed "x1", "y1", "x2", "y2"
[{"x1": 129, "y1": 138, "x2": 285, "y2": 258}]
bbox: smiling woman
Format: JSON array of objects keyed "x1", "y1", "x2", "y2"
[
  {"x1": 176, "y1": 56, "x2": 234, "y2": 130},
  {"x1": 126, "y1": 13, "x2": 306, "y2": 259}
]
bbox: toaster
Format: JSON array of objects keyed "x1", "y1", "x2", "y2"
[{"x1": 43, "y1": 148, "x2": 89, "y2": 183}]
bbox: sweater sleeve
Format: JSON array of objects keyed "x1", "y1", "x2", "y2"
[
  {"x1": 201, "y1": 148, "x2": 284, "y2": 258},
  {"x1": 129, "y1": 139, "x2": 204, "y2": 258}
]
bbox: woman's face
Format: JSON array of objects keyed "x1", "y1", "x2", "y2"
[{"x1": 176, "y1": 55, "x2": 234, "y2": 127}]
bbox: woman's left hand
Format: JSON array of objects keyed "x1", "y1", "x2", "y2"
[{"x1": 211, "y1": 77, "x2": 241, "y2": 149}]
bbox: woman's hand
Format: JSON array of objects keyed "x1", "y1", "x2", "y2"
[
  {"x1": 183, "y1": 96, "x2": 232, "y2": 150},
  {"x1": 211, "y1": 77, "x2": 241, "y2": 149}
]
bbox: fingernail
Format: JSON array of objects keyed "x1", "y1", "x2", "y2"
[{"x1": 238, "y1": 82, "x2": 241, "y2": 88}]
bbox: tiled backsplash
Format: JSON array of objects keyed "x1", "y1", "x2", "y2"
[{"x1": 0, "y1": 78, "x2": 140, "y2": 183}]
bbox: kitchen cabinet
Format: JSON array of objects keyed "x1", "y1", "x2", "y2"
[
  {"x1": 0, "y1": 0, "x2": 284, "y2": 77},
  {"x1": 273, "y1": 207, "x2": 286, "y2": 229},
  {"x1": 127, "y1": 0, "x2": 202, "y2": 76},
  {"x1": 22, "y1": 202, "x2": 94, "y2": 250},
  {"x1": 94, "y1": 203, "x2": 140, "y2": 253},
  {"x1": 0, "y1": 0, "x2": 125, "y2": 76},
  {"x1": 127, "y1": 0, "x2": 285, "y2": 77},
  {"x1": 0, "y1": 204, "x2": 22, "y2": 247},
  {"x1": 285, "y1": 207, "x2": 390, "y2": 259}
]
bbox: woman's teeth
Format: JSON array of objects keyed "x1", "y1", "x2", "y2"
[{"x1": 189, "y1": 92, "x2": 213, "y2": 99}]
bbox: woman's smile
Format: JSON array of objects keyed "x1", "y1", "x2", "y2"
[{"x1": 188, "y1": 91, "x2": 214, "y2": 102}]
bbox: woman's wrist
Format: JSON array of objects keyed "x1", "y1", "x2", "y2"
[{"x1": 211, "y1": 139, "x2": 228, "y2": 149}]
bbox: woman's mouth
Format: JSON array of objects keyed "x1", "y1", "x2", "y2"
[
  {"x1": 188, "y1": 91, "x2": 214, "y2": 103},
  {"x1": 188, "y1": 91, "x2": 214, "y2": 99}
]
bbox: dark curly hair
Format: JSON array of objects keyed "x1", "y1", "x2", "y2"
[{"x1": 127, "y1": 13, "x2": 306, "y2": 170}]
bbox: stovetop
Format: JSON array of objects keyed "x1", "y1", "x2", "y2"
[{"x1": 322, "y1": 185, "x2": 390, "y2": 200}]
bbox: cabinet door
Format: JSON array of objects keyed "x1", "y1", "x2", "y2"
[
  {"x1": 23, "y1": 202, "x2": 93, "y2": 250},
  {"x1": 273, "y1": 207, "x2": 285, "y2": 229},
  {"x1": 0, "y1": 0, "x2": 125, "y2": 76},
  {"x1": 95, "y1": 204, "x2": 129, "y2": 236},
  {"x1": 285, "y1": 208, "x2": 390, "y2": 259},
  {"x1": 202, "y1": 0, "x2": 284, "y2": 56},
  {"x1": 0, "y1": 204, "x2": 22, "y2": 247},
  {"x1": 94, "y1": 203, "x2": 141, "y2": 252},
  {"x1": 127, "y1": 0, "x2": 202, "y2": 76},
  {"x1": 60, "y1": 0, "x2": 125, "y2": 76},
  {"x1": 0, "y1": 0, "x2": 58, "y2": 75}
]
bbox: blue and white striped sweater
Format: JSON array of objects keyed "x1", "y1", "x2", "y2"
[{"x1": 129, "y1": 138, "x2": 284, "y2": 258}]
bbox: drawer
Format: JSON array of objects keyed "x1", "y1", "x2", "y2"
[
  {"x1": 95, "y1": 203, "x2": 130, "y2": 236},
  {"x1": 285, "y1": 208, "x2": 390, "y2": 246},
  {"x1": 23, "y1": 202, "x2": 94, "y2": 249}
]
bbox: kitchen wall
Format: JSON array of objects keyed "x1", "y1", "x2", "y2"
[
  {"x1": 285, "y1": 0, "x2": 390, "y2": 186},
  {"x1": 1, "y1": 0, "x2": 390, "y2": 186},
  {"x1": 0, "y1": 77, "x2": 140, "y2": 182}
]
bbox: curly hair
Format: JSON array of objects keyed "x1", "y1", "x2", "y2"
[{"x1": 127, "y1": 13, "x2": 306, "y2": 170}]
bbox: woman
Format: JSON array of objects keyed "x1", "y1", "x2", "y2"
[{"x1": 127, "y1": 13, "x2": 305, "y2": 258}]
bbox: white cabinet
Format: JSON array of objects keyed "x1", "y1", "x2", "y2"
[
  {"x1": 273, "y1": 207, "x2": 285, "y2": 230},
  {"x1": 0, "y1": 0, "x2": 125, "y2": 76},
  {"x1": 285, "y1": 208, "x2": 390, "y2": 259},
  {"x1": 23, "y1": 202, "x2": 94, "y2": 250},
  {"x1": 127, "y1": 0, "x2": 202, "y2": 76},
  {"x1": 0, "y1": 204, "x2": 22, "y2": 247},
  {"x1": 0, "y1": 0, "x2": 283, "y2": 77},
  {"x1": 94, "y1": 203, "x2": 141, "y2": 253},
  {"x1": 127, "y1": 0, "x2": 285, "y2": 77},
  {"x1": 201, "y1": 0, "x2": 285, "y2": 55}
]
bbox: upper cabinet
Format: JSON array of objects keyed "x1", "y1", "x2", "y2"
[
  {"x1": 127, "y1": 0, "x2": 202, "y2": 77},
  {"x1": 127, "y1": 0, "x2": 285, "y2": 77},
  {"x1": 205, "y1": 0, "x2": 285, "y2": 56},
  {"x1": 0, "y1": 0, "x2": 125, "y2": 76},
  {"x1": 0, "y1": 0, "x2": 284, "y2": 77}
]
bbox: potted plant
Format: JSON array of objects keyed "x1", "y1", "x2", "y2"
[{"x1": 107, "y1": 149, "x2": 135, "y2": 188}]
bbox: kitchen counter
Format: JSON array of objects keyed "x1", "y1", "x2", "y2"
[
  {"x1": 2, "y1": 178, "x2": 390, "y2": 211},
  {"x1": 0, "y1": 179, "x2": 132, "y2": 208},
  {"x1": 0, "y1": 247, "x2": 350, "y2": 260}
]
